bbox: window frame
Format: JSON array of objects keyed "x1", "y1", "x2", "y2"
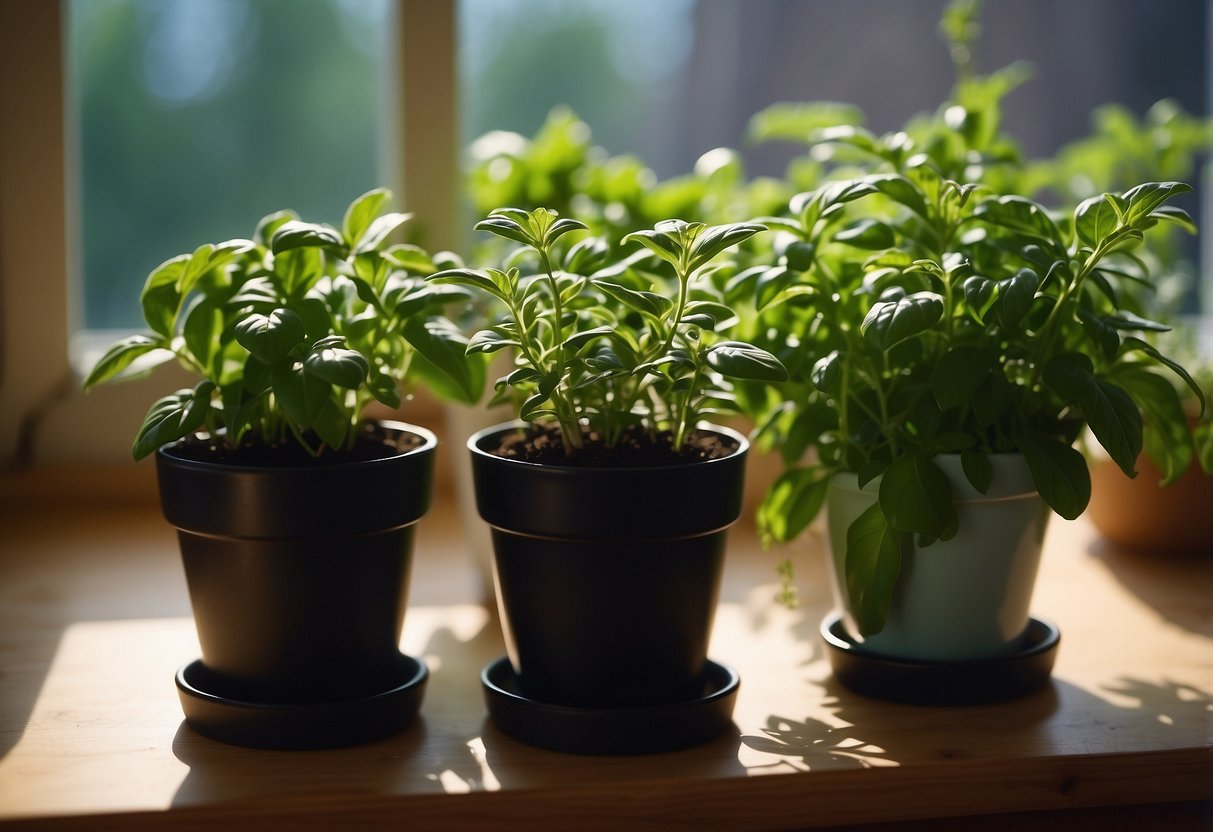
[{"x1": 0, "y1": 0, "x2": 457, "y2": 467}]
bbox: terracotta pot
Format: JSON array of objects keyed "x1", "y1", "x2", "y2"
[{"x1": 1088, "y1": 451, "x2": 1213, "y2": 555}]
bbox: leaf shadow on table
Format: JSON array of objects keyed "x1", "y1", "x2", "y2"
[
  {"x1": 1085, "y1": 538, "x2": 1213, "y2": 638},
  {"x1": 739, "y1": 675, "x2": 1065, "y2": 773},
  {"x1": 740, "y1": 667, "x2": 1213, "y2": 776}
]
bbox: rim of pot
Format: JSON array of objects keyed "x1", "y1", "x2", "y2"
[
  {"x1": 158, "y1": 419, "x2": 437, "y2": 472},
  {"x1": 467, "y1": 420, "x2": 750, "y2": 471}
]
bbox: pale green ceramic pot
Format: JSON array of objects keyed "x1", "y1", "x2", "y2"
[{"x1": 826, "y1": 454, "x2": 1051, "y2": 661}]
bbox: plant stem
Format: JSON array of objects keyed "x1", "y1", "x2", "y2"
[
  {"x1": 1028, "y1": 239, "x2": 1110, "y2": 389},
  {"x1": 539, "y1": 247, "x2": 582, "y2": 453},
  {"x1": 673, "y1": 361, "x2": 704, "y2": 449}
]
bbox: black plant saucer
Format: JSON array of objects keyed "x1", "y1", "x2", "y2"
[
  {"x1": 821, "y1": 613, "x2": 1060, "y2": 706},
  {"x1": 481, "y1": 656, "x2": 740, "y2": 755},
  {"x1": 176, "y1": 653, "x2": 428, "y2": 750}
]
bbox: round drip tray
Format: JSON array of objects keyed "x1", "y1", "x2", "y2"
[
  {"x1": 821, "y1": 613, "x2": 1060, "y2": 705},
  {"x1": 176, "y1": 653, "x2": 428, "y2": 750},
  {"x1": 482, "y1": 656, "x2": 740, "y2": 755}
]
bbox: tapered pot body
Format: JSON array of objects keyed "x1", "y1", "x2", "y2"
[
  {"x1": 826, "y1": 454, "x2": 1050, "y2": 661},
  {"x1": 469, "y1": 422, "x2": 748, "y2": 708},
  {"x1": 156, "y1": 421, "x2": 436, "y2": 703}
]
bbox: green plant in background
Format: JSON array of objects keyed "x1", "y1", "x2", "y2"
[
  {"x1": 467, "y1": 107, "x2": 790, "y2": 258},
  {"x1": 430, "y1": 207, "x2": 786, "y2": 457},
  {"x1": 737, "y1": 0, "x2": 1208, "y2": 631},
  {"x1": 84, "y1": 189, "x2": 485, "y2": 460}
]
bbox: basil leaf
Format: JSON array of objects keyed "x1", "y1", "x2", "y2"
[
  {"x1": 845, "y1": 503, "x2": 906, "y2": 637},
  {"x1": 878, "y1": 452, "x2": 956, "y2": 538}
]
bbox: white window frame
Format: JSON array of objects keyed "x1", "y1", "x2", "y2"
[{"x1": 0, "y1": 0, "x2": 457, "y2": 467}]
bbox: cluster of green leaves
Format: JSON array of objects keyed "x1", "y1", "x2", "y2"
[
  {"x1": 430, "y1": 207, "x2": 787, "y2": 455},
  {"x1": 84, "y1": 189, "x2": 484, "y2": 460},
  {"x1": 747, "y1": 176, "x2": 1204, "y2": 636},
  {"x1": 735, "y1": 0, "x2": 1209, "y2": 633},
  {"x1": 467, "y1": 107, "x2": 790, "y2": 259}
]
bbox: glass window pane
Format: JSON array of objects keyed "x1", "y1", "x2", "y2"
[{"x1": 68, "y1": 0, "x2": 392, "y2": 331}]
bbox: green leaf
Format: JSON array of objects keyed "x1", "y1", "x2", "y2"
[
  {"x1": 622, "y1": 226, "x2": 683, "y2": 268},
  {"x1": 270, "y1": 358, "x2": 332, "y2": 426},
  {"x1": 704, "y1": 341, "x2": 788, "y2": 382},
  {"x1": 1074, "y1": 194, "x2": 1121, "y2": 249},
  {"x1": 132, "y1": 381, "x2": 215, "y2": 460},
  {"x1": 353, "y1": 212, "x2": 413, "y2": 254},
  {"x1": 177, "y1": 244, "x2": 215, "y2": 296},
  {"x1": 428, "y1": 267, "x2": 513, "y2": 304},
  {"x1": 270, "y1": 220, "x2": 346, "y2": 255},
  {"x1": 342, "y1": 188, "x2": 389, "y2": 249},
  {"x1": 688, "y1": 221, "x2": 766, "y2": 271},
  {"x1": 1018, "y1": 433, "x2": 1091, "y2": 520},
  {"x1": 140, "y1": 254, "x2": 188, "y2": 338},
  {"x1": 811, "y1": 350, "x2": 841, "y2": 392},
  {"x1": 1121, "y1": 181, "x2": 1192, "y2": 225},
  {"x1": 467, "y1": 329, "x2": 520, "y2": 355},
  {"x1": 878, "y1": 452, "x2": 956, "y2": 538},
  {"x1": 1076, "y1": 310, "x2": 1120, "y2": 361},
  {"x1": 409, "y1": 347, "x2": 487, "y2": 406},
  {"x1": 845, "y1": 503, "x2": 905, "y2": 637},
  {"x1": 1113, "y1": 367, "x2": 1194, "y2": 486},
  {"x1": 755, "y1": 266, "x2": 793, "y2": 311},
  {"x1": 860, "y1": 292, "x2": 944, "y2": 350},
  {"x1": 866, "y1": 173, "x2": 928, "y2": 217},
  {"x1": 402, "y1": 316, "x2": 482, "y2": 403},
  {"x1": 993, "y1": 268, "x2": 1039, "y2": 330},
  {"x1": 932, "y1": 346, "x2": 995, "y2": 410},
  {"x1": 235, "y1": 308, "x2": 307, "y2": 364},
  {"x1": 1120, "y1": 336, "x2": 1206, "y2": 416},
  {"x1": 1149, "y1": 205, "x2": 1197, "y2": 234},
  {"x1": 835, "y1": 218, "x2": 895, "y2": 250},
  {"x1": 303, "y1": 343, "x2": 368, "y2": 389},
  {"x1": 83, "y1": 335, "x2": 170, "y2": 391},
  {"x1": 960, "y1": 449, "x2": 993, "y2": 494},
  {"x1": 784, "y1": 241, "x2": 815, "y2": 271},
  {"x1": 962, "y1": 276, "x2": 997, "y2": 322},
  {"x1": 383, "y1": 243, "x2": 437, "y2": 274},
  {"x1": 520, "y1": 391, "x2": 555, "y2": 422},
  {"x1": 311, "y1": 398, "x2": 351, "y2": 450},
  {"x1": 592, "y1": 279, "x2": 674, "y2": 319},
  {"x1": 971, "y1": 371, "x2": 1013, "y2": 426},
  {"x1": 1103, "y1": 311, "x2": 1171, "y2": 333},
  {"x1": 182, "y1": 298, "x2": 222, "y2": 373},
  {"x1": 974, "y1": 195, "x2": 1064, "y2": 249},
  {"x1": 1043, "y1": 353, "x2": 1142, "y2": 476},
  {"x1": 757, "y1": 467, "x2": 829, "y2": 544},
  {"x1": 369, "y1": 370, "x2": 402, "y2": 408},
  {"x1": 563, "y1": 325, "x2": 615, "y2": 353}
]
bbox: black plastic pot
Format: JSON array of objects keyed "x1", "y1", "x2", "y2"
[
  {"x1": 469, "y1": 422, "x2": 748, "y2": 710},
  {"x1": 156, "y1": 420, "x2": 435, "y2": 747}
]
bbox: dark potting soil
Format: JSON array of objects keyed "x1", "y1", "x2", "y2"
[
  {"x1": 167, "y1": 424, "x2": 424, "y2": 467},
  {"x1": 491, "y1": 423, "x2": 739, "y2": 467}
]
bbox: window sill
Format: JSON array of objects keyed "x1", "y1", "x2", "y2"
[{"x1": 0, "y1": 484, "x2": 1209, "y2": 829}]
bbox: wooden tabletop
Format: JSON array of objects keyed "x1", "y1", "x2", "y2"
[{"x1": 0, "y1": 466, "x2": 1209, "y2": 830}]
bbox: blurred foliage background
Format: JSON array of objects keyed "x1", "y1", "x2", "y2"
[{"x1": 69, "y1": 0, "x2": 1208, "y2": 331}]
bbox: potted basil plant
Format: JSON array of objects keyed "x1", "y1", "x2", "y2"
[
  {"x1": 737, "y1": 0, "x2": 1207, "y2": 703},
  {"x1": 429, "y1": 207, "x2": 786, "y2": 754},
  {"x1": 84, "y1": 188, "x2": 483, "y2": 748},
  {"x1": 746, "y1": 165, "x2": 1204, "y2": 702}
]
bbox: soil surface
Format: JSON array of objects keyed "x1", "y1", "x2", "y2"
[
  {"x1": 491, "y1": 423, "x2": 739, "y2": 467},
  {"x1": 167, "y1": 424, "x2": 424, "y2": 467}
]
